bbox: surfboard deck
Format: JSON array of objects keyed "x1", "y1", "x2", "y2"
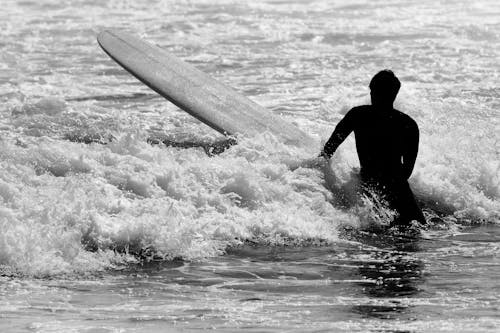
[{"x1": 97, "y1": 30, "x2": 315, "y2": 148}]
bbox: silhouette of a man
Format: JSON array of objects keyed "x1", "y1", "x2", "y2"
[{"x1": 321, "y1": 70, "x2": 425, "y2": 225}]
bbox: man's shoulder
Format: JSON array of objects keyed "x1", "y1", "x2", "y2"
[
  {"x1": 351, "y1": 105, "x2": 371, "y2": 112},
  {"x1": 347, "y1": 105, "x2": 371, "y2": 117},
  {"x1": 393, "y1": 109, "x2": 418, "y2": 129}
]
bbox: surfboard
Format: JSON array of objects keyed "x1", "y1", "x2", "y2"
[{"x1": 97, "y1": 30, "x2": 316, "y2": 148}]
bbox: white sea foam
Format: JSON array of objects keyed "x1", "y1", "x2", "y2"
[
  {"x1": 0, "y1": 0, "x2": 498, "y2": 279},
  {"x1": 0, "y1": 132, "x2": 351, "y2": 276}
]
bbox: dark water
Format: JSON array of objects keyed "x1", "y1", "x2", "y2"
[{"x1": 2, "y1": 225, "x2": 500, "y2": 332}]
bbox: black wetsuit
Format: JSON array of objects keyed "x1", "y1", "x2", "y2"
[{"x1": 322, "y1": 105, "x2": 425, "y2": 225}]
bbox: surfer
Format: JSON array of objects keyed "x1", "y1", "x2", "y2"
[{"x1": 320, "y1": 70, "x2": 425, "y2": 226}]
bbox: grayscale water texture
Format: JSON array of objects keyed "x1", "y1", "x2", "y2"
[{"x1": 0, "y1": 0, "x2": 499, "y2": 332}]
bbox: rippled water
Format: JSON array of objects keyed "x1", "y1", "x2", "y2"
[{"x1": 0, "y1": 0, "x2": 499, "y2": 331}]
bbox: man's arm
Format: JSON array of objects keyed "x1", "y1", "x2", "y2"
[
  {"x1": 320, "y1": 109, "x2": 356, "y2": 159},
  {"x1": 401, "y1": 119, "x2": 419, "y2": 180}
]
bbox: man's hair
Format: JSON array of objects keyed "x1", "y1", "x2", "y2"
[{"x1": 369, "y1": 70, "x2": 401, "y2": 102}]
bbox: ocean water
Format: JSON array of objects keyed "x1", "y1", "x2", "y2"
[{"x1": 0, "y1": 0, "x2": 499, "y2": 331}]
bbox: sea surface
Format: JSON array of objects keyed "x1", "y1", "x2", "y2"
[{"x1": 0, "y1": 0, "x2": 499, "y2": 332}]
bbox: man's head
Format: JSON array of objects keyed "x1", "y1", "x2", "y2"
[{"x1": 369, "y1": 70, "x2": 400, "y2": 107}]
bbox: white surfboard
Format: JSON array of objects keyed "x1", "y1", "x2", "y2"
[{"x1": 97, "y1": 30, "x2": 315, "y2": 148}]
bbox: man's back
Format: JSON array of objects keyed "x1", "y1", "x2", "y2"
[
  {"x1": 323, "y1": 105, "x2": 419, "y2": 182},
  {"x1": 348, "y1": 105, "x2": 419, "y2": 181}
]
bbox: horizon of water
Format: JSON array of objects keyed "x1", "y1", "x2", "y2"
[{"x1": 0, "y1": 0, "x2": 499, "y2": 332}]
